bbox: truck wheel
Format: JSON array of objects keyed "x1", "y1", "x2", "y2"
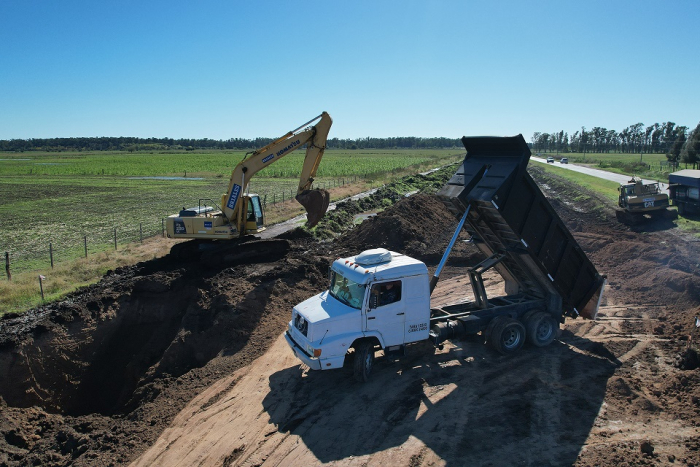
[
  {"x1": 525, "y1": 312, "x2": 558, "y2": 347},
  {"x1": 353, "y1": 341, "x2": 375, "y2": 382},
  {"x1": 489, "y1": 318, "x2": 525, "y2": 355}
]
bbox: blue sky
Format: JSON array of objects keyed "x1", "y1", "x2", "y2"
[{"x1": 1, "y1": 0, "x2": 698, "y2": 141}]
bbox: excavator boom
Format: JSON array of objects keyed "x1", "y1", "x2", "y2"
[{"x1": 222, "y1": 112, "x2": 332, "y2": 229}]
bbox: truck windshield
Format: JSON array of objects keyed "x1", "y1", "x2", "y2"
[{"x1": 329, "y1": 271, "x2": 365, "y2": 309}]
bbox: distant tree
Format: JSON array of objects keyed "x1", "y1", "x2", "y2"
[
  {"x1": 680, "y1": 122, "x2": 700, "y2": 167},
  {"x1": 668, "y1": 126, "x2": 688, "y2": 163},
  {"x1": 661, "y1": 122, "x2": 676, "y2": 153},
  {"x1": 531, "y1": 132, "x2": 541, "y2": 151}
]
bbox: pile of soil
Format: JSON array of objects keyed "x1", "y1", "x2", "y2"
[{"x1": 1, "y1": 164, "x2": 700, "y2": 466}]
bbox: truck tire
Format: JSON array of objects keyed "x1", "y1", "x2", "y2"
[
  {"x1": 488, "y1": 317, "x2": 525, "y2": 355},
  {"x1": 353, "y1": 340, "x2": 375, "y2": 382},
  {"x1": 525, "y1": 312, "x2": 558, "y2": 347}
]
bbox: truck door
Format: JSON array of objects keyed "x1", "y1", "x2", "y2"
[{"x1": 366, "y1": 281, "x2": 405, "y2": 347}]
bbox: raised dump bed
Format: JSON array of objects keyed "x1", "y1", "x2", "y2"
[{"x1": 437, "y1": 135, "x2": 605, "y2": 320}]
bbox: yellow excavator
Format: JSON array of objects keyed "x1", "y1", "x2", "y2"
[{"x1": 166, "y1": 112, "x2": 333, "y2": 240}]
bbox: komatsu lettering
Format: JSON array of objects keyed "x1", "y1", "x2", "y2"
[
  {"x1": 227, "y1": 184, "x2": 242, "y2": 210},
  {"x1": 262, "y1": 154, "x2": 274, "y2": 164},
  {"x1": 276, "y1": 139, "x2": 300, "y2": 157}
]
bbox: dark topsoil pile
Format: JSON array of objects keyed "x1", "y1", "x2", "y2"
[{"x1": 2, "y1": 167, "x2": 700, "y2": 466}]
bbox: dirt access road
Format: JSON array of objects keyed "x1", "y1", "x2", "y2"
[{"x1": 2, "y1": 166, "x2": 700, "y2": 466}]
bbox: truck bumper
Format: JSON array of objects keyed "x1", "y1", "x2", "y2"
[
  {"x1": 284, "y1": 331, "x2": 322, "y2": 370},
  {"x1": 284, "y1": 331, "x2": 347, "y2": 370}
]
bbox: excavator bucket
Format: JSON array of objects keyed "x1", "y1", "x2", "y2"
[{"x1": 296, "y1": 189, "x2": 330, "y2": 227}]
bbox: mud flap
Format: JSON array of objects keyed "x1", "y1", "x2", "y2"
[{"x1": 296, "y1": 189, "x2": 330, "y2": 227}]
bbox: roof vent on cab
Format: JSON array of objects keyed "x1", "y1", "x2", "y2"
[{"x1": 355, "y1": 248, "x2": 392, "y2": 266}]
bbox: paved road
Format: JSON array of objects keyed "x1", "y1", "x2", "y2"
[{"x1": 531, "y1": 156, "x2": 668, "y2": 191}]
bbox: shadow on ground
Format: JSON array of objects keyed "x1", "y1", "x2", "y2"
[{"x1": 263, "y1": 334, "x2": 617, "y2": 466}]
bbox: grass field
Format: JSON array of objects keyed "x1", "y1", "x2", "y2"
[
  {"x1": 3, "y1": 146, "x2": 699, "y2": 314},
  {"x1": 0, "y1": 148, "x2": 458, "y2": 178},
  {"x1": 0, "y1": 148, "x2": 463, "y2": 274}
]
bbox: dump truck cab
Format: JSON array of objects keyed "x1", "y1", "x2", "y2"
[{"x1": 285, "y1": 249, "x2": 431, "y2": 374}]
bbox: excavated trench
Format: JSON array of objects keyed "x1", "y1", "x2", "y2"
[
  {"x1": 0, "y1": 239, "x2": 297, "y2": 418},
  {"x1": 1, "y1": 268, "x2": 202, "y2": 416}
]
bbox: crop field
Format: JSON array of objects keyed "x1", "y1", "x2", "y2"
[
  {"x1": 0, "y1": 149, "x2": 462, "y2": 273},
  {"x1": 0, "y1": 149, "x2": 455, "y2": 178}
]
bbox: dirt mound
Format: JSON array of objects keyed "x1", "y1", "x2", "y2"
[{"x1": 337, "y1": 193, "x2": 472, "y2": 262}]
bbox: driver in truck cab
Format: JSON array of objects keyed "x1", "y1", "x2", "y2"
[{"x1": 379, "y1": 281, "x2": 400, "y2": 306}]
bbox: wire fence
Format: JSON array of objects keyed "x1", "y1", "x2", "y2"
[{"x1": 3, "y1": 176, "x2": 364, "y2": 278}]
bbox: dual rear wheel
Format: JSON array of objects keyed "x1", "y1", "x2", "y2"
[{"x1": 486, "y1": 312, "x2": 558, "y2": 355}]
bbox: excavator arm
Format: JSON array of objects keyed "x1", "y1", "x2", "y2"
[{"x1": 222, "y1": 112, "x2": 333, "y2": 230}]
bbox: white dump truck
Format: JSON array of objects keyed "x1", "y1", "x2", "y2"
[{"x1": 285, "y1": 135, "x2": 606, "y2": 381}]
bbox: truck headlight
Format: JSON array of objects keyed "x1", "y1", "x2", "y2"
[{"x1": 305, "y1": 344, "x2": 322, "y2": 358}]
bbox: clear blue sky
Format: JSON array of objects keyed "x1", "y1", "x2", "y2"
[{"x1": 1, "y1": 0, "x2": 698, "y2": 141}]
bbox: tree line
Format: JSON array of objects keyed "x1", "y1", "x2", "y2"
[
  {"x1": 3, "y1": 122, "x2": 699, "y2": 166},
  {"x1": 0, "y1": 136, "x2": 462, "y2": 152},
  {"x1": 531, "y1": 121, "x2": 700, "y2": 166}
]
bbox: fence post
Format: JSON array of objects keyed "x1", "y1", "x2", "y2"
[
  {"x1": 114, "y1": 228, "x2": 118, "y2": 250},
  {"x1": 5, "y1": 252, "x2": 10, "y2": 281},
  {"x1": 39, "y1": 275, "x2": 45, "y2": 301},
  {"x1": 49, "y1": 242, "x2": 54, "y2": 269},
  {"x1": 282, "y1": 191, "x2": 285, "y2": 202},
  {"x1": 273, "y1": 193, "x2": 276, "y2": 204},
  {"x1": 140, "y1": 223, "x2": 143, "y2": 243},
  {"x1": 84, "y1": 236, "x2": 88, "y2": 258}
]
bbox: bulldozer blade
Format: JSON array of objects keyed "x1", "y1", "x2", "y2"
[{"x1": 296, "y1": 189, "x2": 330, "y2": 227}]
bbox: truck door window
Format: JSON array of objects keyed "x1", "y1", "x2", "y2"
[{"x1": 371, "y1": 281, "x2": 401, "y2": 308}]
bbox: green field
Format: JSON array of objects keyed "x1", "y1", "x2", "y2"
[
  {"x1": 0, "y1": 149, "x2": 463, "y2": 273},
  {"x1": 0, "y1": 149, "x2": 456, "y2": 178}
]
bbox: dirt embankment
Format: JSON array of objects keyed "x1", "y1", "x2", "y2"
[{"x1": 1, "y1": 166, "x2": 700, "y2": 466}]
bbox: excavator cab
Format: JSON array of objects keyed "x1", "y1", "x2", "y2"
[{"x1": 243, "y1": 195, "x2": 265, "y2": 233}]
